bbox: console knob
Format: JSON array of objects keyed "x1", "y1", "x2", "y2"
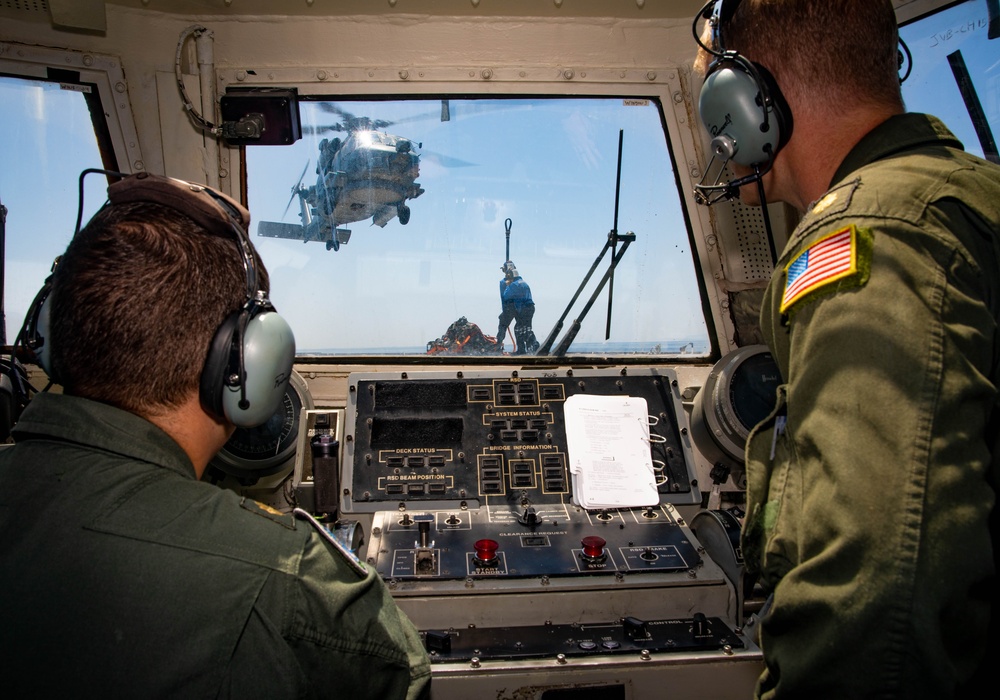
[
  {"x1": 518, "y1": 506, "x2": 542, "y2": 527},
  {"x1": 623, "y1": 616, "x2": 649, "y2": 639}
]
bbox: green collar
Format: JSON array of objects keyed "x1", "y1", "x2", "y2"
[
  {"x1": 831, "y1": 113, "x2": 965, "y2": 188},
  {"x1": 12, "y1": 393, "x2": 196, "y2": 479}
]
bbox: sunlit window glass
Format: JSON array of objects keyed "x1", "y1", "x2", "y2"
[
  {"x1": 900, "y1": 0, "x2": 999, "y2": 164},
  {"x1": 246, "y1": 97, "x2": 711, "y2": 358},
  {"x1": 0, "y1": 75, "x2": 106, "y2": 344}
]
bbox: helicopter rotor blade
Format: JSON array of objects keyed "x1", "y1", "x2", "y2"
[
  {"x1": 283, "y1": 160, "x2": 310, "y2": 218},
  {"x1": 301, "y1": 123, "x2": 346, "y2": 135},
  {"x1": 317, "y1": 103, "x2": 352, "y2": 119},
  {"x1": 387, "y1": 109, "x2": 446, "y2": 127},
  {"x1": 312, "y1": 103, "x2": 396, "y2": 132},
  {"x1": 418, "y1": 149, "x2": 476, "y2": 168},
  {"x1": 282, "y1": 192, "x2": 297, "y2": 219},
  {"x1": 295, "y1": 160, "x2": 310, "y2": 188}
]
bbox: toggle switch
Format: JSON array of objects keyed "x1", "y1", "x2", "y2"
[
  {"x1": 692, "y1": 612, "x2": 711, "y2": 638},
  {"x1": 623, "y1": 616, "x2": 649, "y2": 640},
  {"x1": 518, "y1": 506, "x2": 542, "y2": 527},
  {"x1": 413, "y1": 513, "x2": 434, "y2": 549}
]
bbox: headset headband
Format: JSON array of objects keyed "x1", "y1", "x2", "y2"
[
  {"x1": 108, "y1": 173, "x2": 251, "y2": 235},
  {"x1": 716, "y1": 0, "x2": 740, "y2": 48},
  {"x1": 694, "y1": 0, "x2": 739, "y2": 56}
]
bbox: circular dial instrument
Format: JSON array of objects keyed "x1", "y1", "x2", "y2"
[
  {"x1": 210, "y1": 370, "x2": 313, "y2": 479},
  {"x1": 691, "y1": 344, "x2": 781, "y2": 468}
]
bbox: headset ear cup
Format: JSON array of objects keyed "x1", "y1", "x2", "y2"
[
  {"x1": 21, "y1": 279, "x2": 57, "y2": 382},
  {"x1": 200, "y1": 310, "x2": 240, "y2": 421},
  {"x1": 752, "y1": 61, "x2": 793, "y2": 154},
  {"x1": 221, "y1": 310, "x2": 295, "y2": 428},
  {"x1": 33, "y1": 292, "x2": 54, "y2": 379},
  {"x1": 699, "y1": 57, "x2": 793, "y2": 166}
]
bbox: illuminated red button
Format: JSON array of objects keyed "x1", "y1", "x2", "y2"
[
  {"x1": 581, "y1": 536, "x2": 606, "y2": 559},
  {"x1": 474, "y1": 538, "x2": 499, "y2": 565}
]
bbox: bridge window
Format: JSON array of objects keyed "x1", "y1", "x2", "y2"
[
  {"x1": 900, "y1": 0, "x2": 999, "y2": 164},
  {"x1": 245, "y1": 97, "x2": 711, "y2": 359},
  {"x1": 0, "y1": 74, "x2": 108, "y2": 345}
]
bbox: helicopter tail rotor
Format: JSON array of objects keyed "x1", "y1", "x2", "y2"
[{"x1": 283, "y1": 160, "x2": 310, "y2": 218}]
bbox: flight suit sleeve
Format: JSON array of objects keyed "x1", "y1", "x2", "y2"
[
  {"x1": 225, "y1": 525, "x2": 431, "y2": 700},
  {"x1": 296, "y1": 530, "x2": 432, "y2": 700},
  {"x1": 746, "y1": 215, "x2": 997, "y2": 698}
]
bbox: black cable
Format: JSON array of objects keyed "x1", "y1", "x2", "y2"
[
  {"x1": 74, "y1": 168, "x2": 128, "y2": 235},
  {"x1": 755, "y1": 168, "x2": 778, "y2": 265}
]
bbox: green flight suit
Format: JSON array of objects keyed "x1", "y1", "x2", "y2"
[
  {"x1": 743, "y1": 114, "x2": 1000, "y2": 698},
  {"x1": 0, "y1": 392, "x2": 431, "y2": 699}
]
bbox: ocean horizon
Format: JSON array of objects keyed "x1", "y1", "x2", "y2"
[{"x1": 298, "y1": 339, "x2": 711, "y2": 356}]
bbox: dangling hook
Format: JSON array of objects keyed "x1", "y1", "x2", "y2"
[{"x1": 505, "y1": 217, "x2": 512, "y2": 261}]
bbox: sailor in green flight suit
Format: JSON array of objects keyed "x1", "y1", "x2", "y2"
[
  {"x1": 694, "y1": 1, "x2": 1000, "y2": 698},
  {"x1": 0, "y1": 173, "x2": 431, "y2": 698}
]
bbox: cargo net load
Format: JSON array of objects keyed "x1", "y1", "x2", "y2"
[{"x1": 426, "y1": 317, "x2": 501, "y2": 356}]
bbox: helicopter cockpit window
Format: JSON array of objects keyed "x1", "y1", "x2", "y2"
[{"x1": 245, "y1": 97, "x2": 710, "y2": 358}]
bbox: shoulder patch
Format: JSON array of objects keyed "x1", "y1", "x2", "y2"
[
  {"x1": 293, "y1": 507, "x2": 369, "y2": 577},
  {"x1": 780, "y1": 224, "x2": 873, "y2": 314}
]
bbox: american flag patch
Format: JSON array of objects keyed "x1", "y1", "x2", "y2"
[{"x1": 780, "y1": 225, "x2": 858, "y2": 313}]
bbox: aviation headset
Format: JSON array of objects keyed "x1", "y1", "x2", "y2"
[
  {"x1": 691, "y1": 0, "x2": 910, "y2": 204},
  {"x1": 21, "y1": 170, "x2": 295, "y2": 428},
  {"x1": 692, "y1": 0, "x2": 793, "y2": 203}
]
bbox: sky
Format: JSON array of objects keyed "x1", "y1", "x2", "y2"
[
  {"x1": 245, "y1": 97, "x2": 708, "y2": 353},
  {"x1": 898, "y1": 0, "x2": 1000, "y2": 157},
  {"x1": 0, "y1": 78, "x2": 107, "y2": 346},
  {"x1": 1, "y1": 0, "x2": 997, "y2": 354}
]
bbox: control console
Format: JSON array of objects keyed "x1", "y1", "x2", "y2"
[{"x1": 331, "y1": 367, "x2": 761, "y2": 699}]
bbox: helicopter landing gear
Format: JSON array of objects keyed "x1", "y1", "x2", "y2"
[{"x1": 397, "y1": 204, "x2": 411, "y2": 225}]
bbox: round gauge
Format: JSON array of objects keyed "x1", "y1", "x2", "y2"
[
  {"x1": 691, "y1": 344, "x2": 781, "y2": 467},
  {"x1": 728, "y1": 350, "x2": 781, "y2": 432},
  {"x1": 210, "y1": 371, "x2": 314, "y2": 479}
]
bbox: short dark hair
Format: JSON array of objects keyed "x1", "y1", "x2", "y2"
[
  {"x1": 723, "y1": 0, "x2": 903, "y2": 111},
  {"x1": 49, "y1": 200, "x2": 267, "y2": 417}
]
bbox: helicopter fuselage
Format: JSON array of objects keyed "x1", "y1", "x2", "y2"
[{"x1": 307, "y1": 129, "x2": 423, "y2": 230}]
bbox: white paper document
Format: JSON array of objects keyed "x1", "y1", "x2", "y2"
[{"x1": 564, "y1": 394, "x2": 659, "y2": 509}]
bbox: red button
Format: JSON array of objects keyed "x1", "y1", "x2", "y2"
[
  {"x1": 581, "y1": 536, "x2": 606, "y2": 558},
  {"x1": 474, "y1": 538, "x2": 499, "y2": 563}
]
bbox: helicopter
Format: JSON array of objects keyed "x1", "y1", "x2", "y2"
[{"x1": 257, "y1": 105, "x2": 427, "y2": 252}]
